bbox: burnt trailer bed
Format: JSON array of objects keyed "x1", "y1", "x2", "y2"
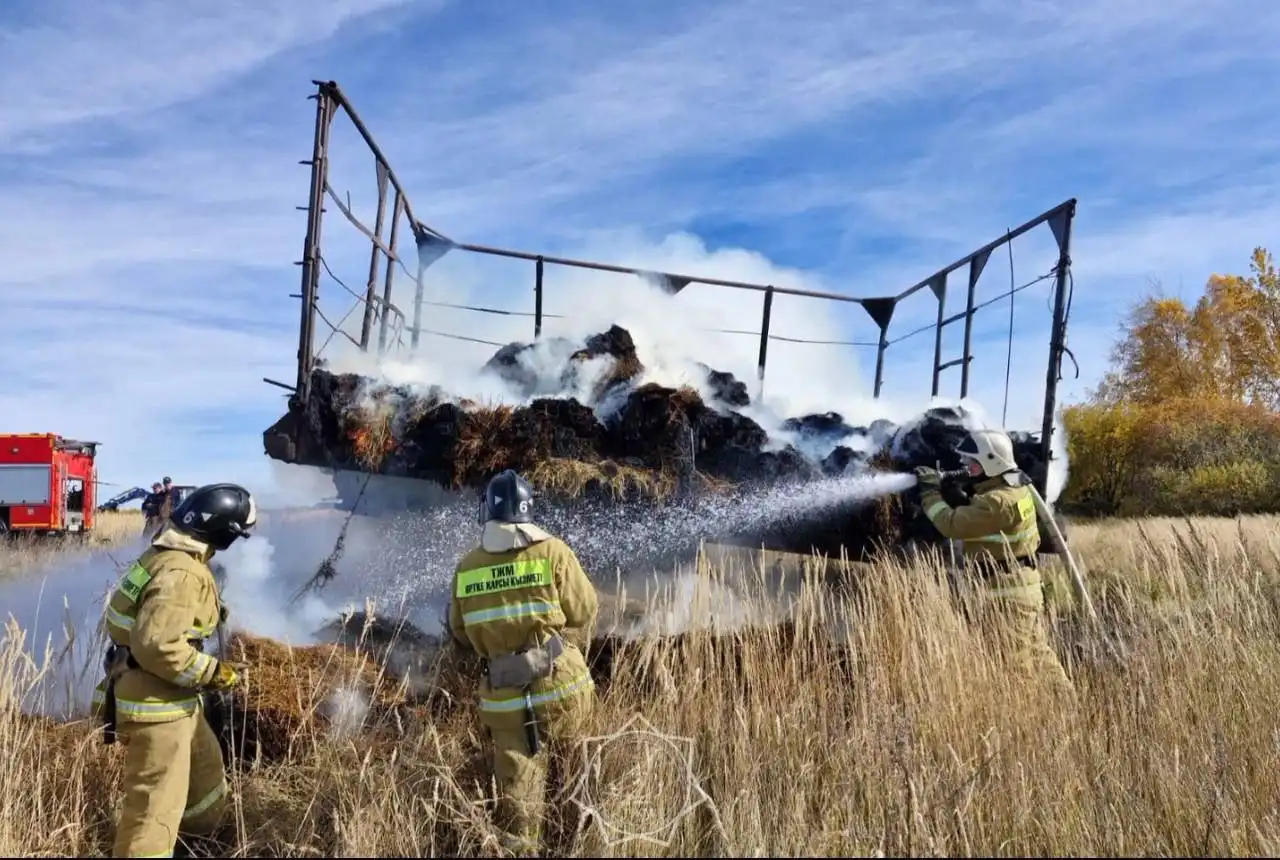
[{"x1": 260, "y1": 80, "x2": 1080, "y2": 572}]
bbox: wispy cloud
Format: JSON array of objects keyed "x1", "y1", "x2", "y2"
[
  {"x1": 1, "y1": 0, "x2": 1276, "y2": 495},
  {"x1": 0, "y1": 0, "x2": 423, "y2": 147}
]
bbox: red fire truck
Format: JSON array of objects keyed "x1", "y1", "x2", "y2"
[{"x1": 0, "y1": 433, "x2": 100, "y2": 537}]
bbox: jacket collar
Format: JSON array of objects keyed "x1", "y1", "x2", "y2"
[
  {"x1": 151, "y1": 522, "x2": 215, "y2": 563},
  {"x1": 481, "y1": 521, "x2": 552, "y2": 553},
  {"x1": 974, "y1": 470, "x2": 1027, "y2": 493}
]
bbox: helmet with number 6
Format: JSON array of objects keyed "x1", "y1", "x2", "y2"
[
  {"x1": 170, "y1": 482, "x2": 258, "y2": 551},
  {"x1": 480, "y1": 469, "x2": 535, "y2": 525}
]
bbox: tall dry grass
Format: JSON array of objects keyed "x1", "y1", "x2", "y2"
[
  {"x1": 0, "y1": 510, "x2": 144, "y2": 580},
  {"x1": 3, "y1": 514, "x2": 1280, "y2": 857}
]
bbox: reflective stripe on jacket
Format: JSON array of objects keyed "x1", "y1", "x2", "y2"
[
  {"x1": 91, "y1": 525, "x2": 224, "y2": 724},
  {"x1": 922, "y1": 476, "x2": 1041, "y2": 573}
]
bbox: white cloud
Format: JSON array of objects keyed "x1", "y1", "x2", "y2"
[
  {"x1": 0, "y1": 0, "x2": 1277, "y2": 501},
  {"x1": 0, "y1": 0, "x2": 431, "y2": 149}
]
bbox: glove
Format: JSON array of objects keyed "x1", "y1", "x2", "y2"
[
  {"x1": 913, "y1": 466, "x2": 942, "y2": 490},
  {"x1": 206, "y1": 659, "x2": 243, "y2": 691}
]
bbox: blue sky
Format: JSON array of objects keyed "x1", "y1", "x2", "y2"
[{"x1": 2, "y1": 0, "x2": 1278, "y2": 501}]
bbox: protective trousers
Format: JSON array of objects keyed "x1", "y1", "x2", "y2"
[
  {"x1": 487, "y1": 689, "x2": 594, "y2": 856},
  {"x1": 112, "y1": 707, "x2": 229, "y2": 858},
  {"x1": 969, "y1": 565, "x2": 1075, "y2": 698}
]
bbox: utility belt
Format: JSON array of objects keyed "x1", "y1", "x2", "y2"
[
  {"x1": 482, "y1": 634, "x2": 567, "y2": 756},
  {"x1": 100, "y1": 638, "x2": 208, "y2": 746}
]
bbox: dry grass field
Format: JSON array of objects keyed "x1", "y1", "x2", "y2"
[
  {"x1": 0, "y1": 509, "x2": 145, "y2": 580},
  {"x1": 2, "y1": 513, "x2": 1280, "y2": 857}
]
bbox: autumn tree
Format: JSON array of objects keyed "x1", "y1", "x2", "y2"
[
  {"x1": 1092, "y1": 247, "x2": 1280, "y2": 410},
  {"x1": 1060, "y1": 247, "x2": 1280, "y2": 517}
]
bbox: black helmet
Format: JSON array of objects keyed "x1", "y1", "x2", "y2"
[
  {"x1": 479, "y1": 469, "x2": 534, "y2": 525},
  {"x1": 170, "y1": 482, "x2": 258, "y2": 551}
]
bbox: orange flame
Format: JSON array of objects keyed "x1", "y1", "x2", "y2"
[{"x1": 347, "y1": 421, "x2": 396, "y2": 468}]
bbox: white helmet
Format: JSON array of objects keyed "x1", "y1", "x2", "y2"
[{"x1": 956, "y1": 428, "x2": 1019, "y2": 480}]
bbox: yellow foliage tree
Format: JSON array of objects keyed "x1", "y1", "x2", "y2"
[
  {"x1": 1060, "y1": 247, "x2": 1280, "y2": 517},
  {"x1": 1093, "y1": 247, "x2": 1280, "y2": 409}
]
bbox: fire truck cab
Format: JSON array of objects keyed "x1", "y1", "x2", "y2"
[{"x1": 0, "y1": 433, "x2": 99, "y2": 536}]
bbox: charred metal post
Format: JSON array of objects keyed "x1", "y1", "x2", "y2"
[
  {"x1": 860, "y1": 298, "x2": 896, "y2": 399},
  {"x1": 294, "y1": 82, "x2": 336, "y2": 407},
  {"x1": 359, "y1": 162, "x2": 390, "y2": 350},
  {"x1": 959, "y1": 251, "x2": 987, "y2": 398},
  {"x1": 1037, "y1": 199, "x2": 1076, "y2": 497},
  {"x1": 380, "y1": 191, "x2": 404, "y2": 354},
  {"x1": 872, "y1": 333, "x2": 887, "y2": 398},
  {"x1": 534, "y1": 256, "x2": 545, "y2": 338},
  {"x1": 757, "y1": 287, "x2": 774, "y2": 400},
  {"x1": 929, "y1": 274, "x2": 947, "y2": 397}
]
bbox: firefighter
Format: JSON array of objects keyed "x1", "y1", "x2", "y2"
[
  {"x1": 447, "y1": 468, "x2": 599, "y2": 856},
  {"x1": 913, "y1": 428, "x2": 1073, "y2": 695},
  {"x1": 91, "y1": 482, "x2": 258, "y2": 858}
]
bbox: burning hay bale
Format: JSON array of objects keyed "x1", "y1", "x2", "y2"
[
  {"x1": 263, "y1": 325, "x2": 809, "y2": 500},
  {"x1": 527, "y1": 457, "x2": 680, "y2": 502},
  {"x1": 263, "y1": 324, "x2": 1064, "y2": 563}
]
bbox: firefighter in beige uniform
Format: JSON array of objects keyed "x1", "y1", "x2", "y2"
[
  {"x1": 91, "y1": 482, "x2": 257, "y2": 858},
  {"x1": 448, "y1": 469, "x2": 599, "y2": 856},
  {"x1": 914, "y1": 428, "x2": 1073, "y2": 694}
]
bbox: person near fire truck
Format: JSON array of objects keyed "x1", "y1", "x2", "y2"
[
  {"x1": 913, "y1": 428, "x2": 1073, "y2": 696},
  {"x1": 159, "y1": 476, "x2": 176, "y2": 517},
  {"x1": 91, "y1": 482, "x2": 257, "y2": 858},
  {"x1": 446, "y1": 468, "x2": 599, "y2": 857},
  {"x1": 140, "y1": 482, "x2": 162, "y2": 524}
]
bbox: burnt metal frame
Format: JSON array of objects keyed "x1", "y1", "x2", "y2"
[{"x1": 273, "y1": 80, "x2": 1078, "y2": 496}]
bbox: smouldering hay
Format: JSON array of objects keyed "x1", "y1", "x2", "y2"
[
  {"x1": 529, "y1": 457, "x2": 680, "y2": 502},
  {"x1": 223, "y1": 632, "x2": 413, "y2": 763},
  {"x1": 871, "y1": 490, "x2": 905, "y2": 544},
  {"x1": 665, "y1": 384, "x2": 704, "y2": 415},
  {"x1": 452, "y1": 404, "x2": 518, "y2": 484},
  {"x1": 568, "y1": 344, "x2": 644, "y2": 404}
]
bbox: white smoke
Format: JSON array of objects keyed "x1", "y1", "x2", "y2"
[
  {"x1": 216, "y1": 531, "x2": 337, "y2": 645},
  {"x1": 315, "y1": 228, "x2": 1071, "y2": 500},
  {"x1": 327, "y1": 234, "x2": 923, "y2": 436},
  {"x1": 1046, "y1": 408, "x2": 1070, "y2": 506},
  {"x1": 0, "y1": 463, "x2": 472, "y2": 720},
  {"x1": 321, "y1": 685, "x2": 371, "y2": 738}
]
